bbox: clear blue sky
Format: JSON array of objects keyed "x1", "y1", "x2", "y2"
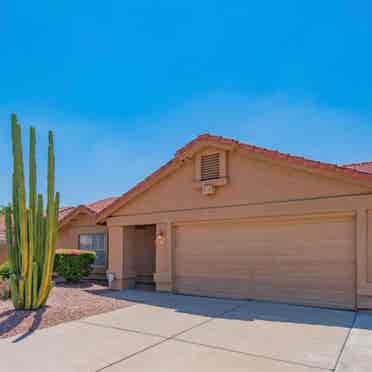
[{"x1": 1, "y1": 1, "x2": 372, "y2": 206}]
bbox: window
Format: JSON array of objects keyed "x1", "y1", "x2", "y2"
[
  {"x1": 79, "y1": 233, "x2": 106, "y2": 267},
  {"x1": 201, "y1": 153, "x2": 220, "y2": 180}
]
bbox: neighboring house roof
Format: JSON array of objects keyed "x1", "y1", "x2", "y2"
[
  {"x1": 343, "y1": 161, "x2": 372, "y2": 175},
  {"x1": 97, "y1": 133, "x2": 372, "y2": 223},
  {"x1": 58, "y1": 196, "x2": 119, "y2": 228},
  {"x1": 0, "y1": 215, "x2": 6, "y2": 244},
  {"x1": 86, "y1": 196, "x2": 119, "y2": 214},
  {"x1": 0, "y1": 197, "x2": 119, "y2": 241},
  {"x1": 58, "y1": 206, "x2": 75, "y2": 222}
]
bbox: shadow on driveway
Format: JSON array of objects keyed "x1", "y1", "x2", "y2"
[
  {"x1": 85, "y1": 288, "x2": 361, "y2": 329},
  {"x1": 0, "y1": 307, "x2": 46, "y2": 342}
]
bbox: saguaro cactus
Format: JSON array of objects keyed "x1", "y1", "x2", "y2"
[{"x1": 5, "y1": 113, "x2": 59, "y2": 310}]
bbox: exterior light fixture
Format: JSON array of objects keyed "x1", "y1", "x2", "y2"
[{"x1": 156, "y1": 232, "x2": 165, "y2": 246}]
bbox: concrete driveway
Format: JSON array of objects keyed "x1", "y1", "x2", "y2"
[{"x1": 0, "y1": 290, "x2": 371, "y2": 372}]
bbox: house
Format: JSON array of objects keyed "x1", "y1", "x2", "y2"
[
  {"x1": 0, "y1": 197, "x2": 118, "y2": 272},
  {"x1": 56, "y1": 197, "x2": 118, "y2": 274},
  {"x1": 95, "y1": 134, "x2": 372, "y2": 310},
  {"x1": 2, "y1": 134, "x2": 372, "y2": 310}
]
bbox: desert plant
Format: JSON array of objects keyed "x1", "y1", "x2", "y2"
[
  {"x1": 0, "y1": 279, "x2": 10, "y2": 300},
  {"x1": 5, "y1": 113, "x2": 59, "y2": 310},
  {"x1": 0, "y1": 260, "x2": 10, "y2": 280},
  {"x1": 54, "y1": 249, "x2": 96, "y2": 283}
]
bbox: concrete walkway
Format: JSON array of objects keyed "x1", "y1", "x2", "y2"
[{"x1": 0, "y1": 290, "x2": 371, "y2": 372}]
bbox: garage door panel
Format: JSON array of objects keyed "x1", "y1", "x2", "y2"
[
  {"x1": 176, "y1": 276, "x2": 254, "y2": 299},
  {"x1": 175, "y1": 216, "x2": 355, "y2": 309}
]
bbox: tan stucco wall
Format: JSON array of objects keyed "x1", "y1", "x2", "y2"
[
  {"x1": 56, "y1": 212, "x2": 108, "y2": 273},
  {"x1": 107, "y1": 226, "x2": 125, "y2": 289},
  {"x1": 106, "y1": 146, "x2": 372, "y2": 309},
  {"x1": 113, "y1": 149, "x2": 367, "y2": 216}
]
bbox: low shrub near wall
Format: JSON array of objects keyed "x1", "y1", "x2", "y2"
[
  {"x1": 0, "y1": 260, "x2": 10, "y2": 300},
  {"x1": 0, "y1": 278, "x2": 10, "y2": 300},
  {"x1": 54, "y1": 249, "x2": 96, "y2": 283},
  {"x1": 0, "y1": 260, "x2": 10, "y2": 280}
]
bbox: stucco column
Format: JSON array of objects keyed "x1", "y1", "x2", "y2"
[
  {"x1": 355, "y1": 208, "x2": 372, "y2": 308},
  {"x1": 154, "y1": 222, "x2": 173, "y2": 292},
  {"x1": 107, "y1": 226, "x2": 124, "y2": 289},
  {"x1": 107, "y1": 225, "x2": 136, "y2": 290}
]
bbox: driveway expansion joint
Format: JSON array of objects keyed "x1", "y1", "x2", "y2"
[
  {"x1": 333, "y1": 310, "x2": 358, "y2": 371},
  {"x1": 77, "y1": 320, "x2": 168, "y2": 339},
  {"x1": 94, "y1": 301, "x2": 336, "y2": 372},
  {"x1": 173, "y1": 338, "x2": 332, "y2": 371},
  {"x1": 94, "y1": 303, "x2": 244, "y2": 372}
]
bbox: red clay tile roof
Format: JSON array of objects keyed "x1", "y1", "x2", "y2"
[
  {"x1": 0, "y1": 197, "x2": 119, "y2": 243},
  {"x1": 58, "y1": 196, "x2": 119, "y2": 227},
  {"x1": 97, "y1": 133, "x2": 372, "y2": 223},
  {"x1": 58, "y1": 206, "x2": 75, "y2": 222},
  {"x1": 343, "y1": 161, "x2": 372, "y2": 175},
  {"x1": 85, "y1": 197, "x2": 119, "y2": 214}
]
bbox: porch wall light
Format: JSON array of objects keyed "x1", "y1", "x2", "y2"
[{"x1": 156, "y1": 232, "x2": 166, "y2": 245}]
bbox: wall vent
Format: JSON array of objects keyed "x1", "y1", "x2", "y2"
[
  {"x1": 202, "y1": 183, "x2": 216, "y2": 195},
  {"x1": 201, "y1": 153, "x2": 220, "y2": 181}
]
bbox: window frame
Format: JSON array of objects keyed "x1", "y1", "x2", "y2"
[{"x1": 78, "y1": 233, "x2": 107, "y2": 268}]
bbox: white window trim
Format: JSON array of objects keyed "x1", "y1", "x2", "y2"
[{"x1": 78, "y1": 233, "x2": 107, "y2": 268}]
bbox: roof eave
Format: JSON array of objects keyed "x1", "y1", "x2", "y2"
[{"x1": 96, "y1": 133, "x2": 372, "y2": 223}]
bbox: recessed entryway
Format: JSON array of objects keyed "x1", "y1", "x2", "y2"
[{"x1": 133, "y1": 224, "x2": 156, "y2": 290}]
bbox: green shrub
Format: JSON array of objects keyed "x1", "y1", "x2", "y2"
[
  {"x1": 0, "y1": 260, "x2": 11, "y2": 280},
  {"x1": 54, "y1": 249, "x2": 96, "y2": 283},
  {"x1": 0, "y1": 278, "x2": 10, "y2": 300}
]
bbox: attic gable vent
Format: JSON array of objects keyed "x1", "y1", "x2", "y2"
[{"x1": 201, "y1": 153, "x2": 220, "y2": 181}]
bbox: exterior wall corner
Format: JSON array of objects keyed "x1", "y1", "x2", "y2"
[
  {"x1": 356, "y1": 208, "x2": 372, "y2": 309},
  {"x1": 154, "y1": 222, "x2": 174, "y2": 292}
]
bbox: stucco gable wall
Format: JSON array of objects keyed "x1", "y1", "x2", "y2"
[
  {"x1": 56, "y1": 212, "x2": 106, "y2": 250},
  {"x1": 112, "y1": 149, "x2": 368, "y2": 217},
  {"x1": 69, "y1": 212, "x2": 97, "y2": 226}
]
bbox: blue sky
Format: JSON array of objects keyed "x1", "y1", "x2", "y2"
[{"x1": 1, "y1": 1, "x2": 372, "y2": 206}]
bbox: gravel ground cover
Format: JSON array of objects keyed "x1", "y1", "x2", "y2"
[{"x1": 0, "y1": 281, "x2": 134, "y2": 339}]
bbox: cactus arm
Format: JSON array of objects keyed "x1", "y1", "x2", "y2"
[
  {"x1": 25, "y1": 210, "x2": 33, "y2": 309},
  {"x1": 37, "y1": 131, "x2": 56, "y2": 306},
  {"x1": 35, "y1": 194, "x2": 44, "y2": 276},
  {"x1": 32, "y1": 263, "x2": 39, "y2": 309},
  {"x1": 29, "y1": 127, "x2": 37, "y2": 274},
  {"x1": 12, "y1": 118, "x2": 29, "y2": 279},
  {"x1": 29, "y1": 127, "x2": 37, "y2": 222},
  {"x1": 25, "y1": 127, "x2": 37, "y2": 309},
  {"x1": 51, "y1": 192, "x2": 60, "y2": 270},
  {"x1": 12, "y1": 173, "x2": 21, "y2": 272},
  {"x1": 9, "y1": 274, "x2": 19, "y2": 309},
  {"x1": 18, "y1": 278, "x2": 25, "y2": 309},
  {"x1": 5, "y1": 205, "x2": 15, "y2": 272}
]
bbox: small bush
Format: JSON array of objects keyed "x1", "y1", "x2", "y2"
[
  {"x1": 0, "y1": 279, "x2": 10, "y2": 300},
  {"x1": 54, "y1": 249, "x2": 96, "y2": 283},
  {"x1": 0, "y1": 260, "x2": 11, "y2": 280}
]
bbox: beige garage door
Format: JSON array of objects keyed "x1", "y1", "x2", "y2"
[{"x1": 174, "y1": 215, "x2": 356, "y2": 309}]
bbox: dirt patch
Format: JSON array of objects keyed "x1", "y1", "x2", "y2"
[{"x1": 0, "y1": 281, "x2": 135, "y2": 339}]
